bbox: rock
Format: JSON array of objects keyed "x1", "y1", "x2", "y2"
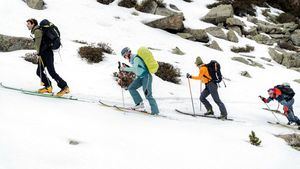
[
  {"x1": 97, "y1": 0, "x2": 114, "y2": 5},
  {"x1": 135, "y1": 0, "x2": 158, "y2": 14},
  {"x1": 291, "y1": 29, "x2": 300, "y2": 46},
  {"x1": 260, "y1": 57, "x2": 272, "y2": 62},
  {"x1": 206, "y1": 40, "x2": 222, "y2": 51},
  {"x1": 268, "y1": 47, "x2": 300, "y2": 68},
  {"x1": 171, "y1": 46, "x2": 185, "y2": 55},
  {"x1": 205, "y1": 27, "x2": 227, "y2": 40},
  {"x1": 26, "y1": 0, "x2": 44, "y2": 10},
  {"x1": 226, "y1": 17, "x2": 245, "y2": 27},
  {"x1": 232, "y1": 57, "x2": 249, "y2": 65},
  {"x1": 257, "y1": 23, "x2": 284, "y2": 34},
  {"x1": 155, "y1": 7, "x2": 180, "y2": 16},
  {"x1": 0, "y1": 34, "x2": 34, "y2": 52},
  {"x1": 243, "y1": 27, "x2": 258, "y2": 36},
  {"x1": 279, "y1": 22, "x2": 299, "y2": 33},
  {"x1": 118, "y1": 0, "x2": 137, "y2": 8},
  {"x1": 247, "y1": 15, "x2": 258, "y2": 24},
  {"x1": 169, "y1": 4, "x2": 180, "y2": 11},
  {"x1": 183, "y1": 28, "x2": 209, "y2": 43},
  {"x1": 201, "y1": 4, "x2": 234, "y2": 25},
  {"x1": 145, "y1": 14, "x2": 184, "y2": 32},
  {"x1": 23, "y1": 52, "x2": 39, "y2": 64},
  {"x1": 227, "y1": 30, "x2": 238, "y2": 42},
  {"x1": 241, "y1": 71, "x2": 251, "y2": 78},
  {"x1": 251, "y1": 34, "x2": 274, "y2": 45},
  {"x1": 232, "y1": 57, "x2": 263, "y2": 68},
  {"x1": 229, "y1": 26, "x2": 242, "y2": 36},
  {"x1": 176, "y1": 33, "x2": 195, "y2": 40}
]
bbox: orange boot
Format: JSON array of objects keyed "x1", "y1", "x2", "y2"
[
  {"x1": 56, "y1": 86, "x2": 70, "y2": 97},
  {"x1": 38, "y1": 86, "x2": 53, "y2": 94}
]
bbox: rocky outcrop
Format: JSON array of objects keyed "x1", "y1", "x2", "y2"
[
  {"x1": 291, "y1": 29, "x2": 300, "y2": 46},
  {"x1": 251, "y1": 34, "x2": 274, "y2": 45},
  {"x1": 183, "y1": 29, "x2": 209, "y2": 43},
  {"x1": 201, "y1": 5, "x2": 234, "y2": 25},
  {"x1": 145, "y1": 14, "x2": 184, "y2": 32},
  {"x1": 205, "y1": 27, "x2": 227, "y2": 40},
  {"x1": 26, "y1": 0, "x2": 44, "y2": 10},
  {"x1": 268, "y1": 47, "x2": 300, "y2": 68},
  {"x1": 0, "y1": 34, "x2": 34, "y2": 52}
]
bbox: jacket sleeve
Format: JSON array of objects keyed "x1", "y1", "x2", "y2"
[
  {"x1": 34, "y1": 29, "x2": 43, "y2": 55},
  {"x1": 191, "y1": 68, "x2": 202, "y2": 80},
  {"x1": 124, "y1": 57, "x2": 146, "y2": 77},
  {"x1": 266, "y1": 97, "x2": 273, "y2": 103}
]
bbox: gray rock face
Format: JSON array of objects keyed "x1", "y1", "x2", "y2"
[
  {"x1": 184, "y1": 29, "x2": 209, "y2": 43},
  {"x1": 227, "y1": 30, "x2": 238, "y2": 43},
  {"x1": 26, "y1": 0, "x2": 44, "y2": 10},
  {"x1": 0, "y1": 34, "x2": 34, "y2": 52},
  {"x1": 268, "y1": 47, "x2": 300, "y2": 68},
  {"x1": 206, "y1": 40, "x2": 222, "y2": 51},
  {"x1": 226, "y1": 17, "x2": 245, "y2": 27},
  {"x1": 201, "y1": 5, "x2": 234, "y2": 25},
  {"x1": 205, "y1": 27, "x2": 227, "y2": 40},
  {"x1": 291, "y1": 29, "x2": 300, "y2": 46},
  {"x1": 155, "y1": 7, "x2": 180, "y2": 16},
  {"x1": 145, "y1": 14, "x2": 184, "y2": 31}
]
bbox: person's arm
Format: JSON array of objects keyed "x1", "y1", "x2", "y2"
[
  {"x1": 123, "y1": 57, "x2": 141, "y2": 74},
  {"x1": 34, "y1": 29, "x2": 43, "y2": 55}
]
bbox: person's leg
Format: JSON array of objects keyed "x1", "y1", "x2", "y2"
[
  {"x1": 128, "y1": 77, "x2": 143, "y2": 105},
  {"x1": 207, "y1": 82, "x2": 227, "y2": 117},
  {"x1": 36, "y1": 56, "x2": 51, "y2": 87},
  {"x1": 43, "y1": 50, "x2": 68, "y2": 89},
  {"x1": 142, "y1": 74, "x2": 159, "y2": 114},
  {"x1": 283, "y1": 99, "x2": 299, "y2": 124},
  {"x1": 200, "y1": 85, "x2": 213, "y2": 113}
]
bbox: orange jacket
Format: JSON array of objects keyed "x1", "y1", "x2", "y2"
[{"x1": 192, "y1": 65, "x2": 211, "y2": 84}]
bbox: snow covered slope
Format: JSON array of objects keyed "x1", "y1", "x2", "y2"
[{"x1": 0, "y1": 0, "x2": 299, "y2": 169}]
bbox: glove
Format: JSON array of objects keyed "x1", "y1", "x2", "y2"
[
  {"x1": 283, "y1": 106, "x2": 289, "y2": 116},
  {"x1": 259, "y1": 96, "x2": 268, "y2": 103},
  {"x1": 186, "y1": 73, "x2": 192, "y2": 79}
]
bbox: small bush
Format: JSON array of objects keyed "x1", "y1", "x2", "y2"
[
  {"x1": 97, "y1": 0, "x2": 114, "y2": 5},
  {"x1": 231, "y1": 45, "x2": 254, "y2": 53},
  {"x1": 97, "y1": 42, "x2": 114, "y2": 54},
  {"x1": 113, "y1": 71, "x2": 136, "y2": 89},
  {"x1": 155, "y1": 62, "x2": 181, "y2": 84},
  {"x1": 78, "y1": 46, "x2": 104, "y2": 63},
  {"x1": 249, "y1": 131, "x2": 262, "y2": 146},
  {"x1": 276, "y1": 12, "x2": 297, "y2": 23},
  {"x1": 277, "y1": 41, "x2": 297, "y2": 51}
]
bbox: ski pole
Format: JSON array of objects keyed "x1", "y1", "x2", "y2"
[
  {"x1": 200, "y1": 81, "x2": 202, "y2": 112},
  {"x1": 118, "y1": 61, "x2": 125, "y2": 107},
  {"x1": 39, "y1": 56, "x2": 51, "y2": 88},
  {"x1": 262, "y1": 98, "x2": 280, "y2": 123},
  {"x1": 188, "y1": 78, "x2": 195, "y2": 116}
]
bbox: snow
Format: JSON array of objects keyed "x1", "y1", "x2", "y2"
[{"x1": 0, "y1": 0, "x2": 300, "y2": 169}]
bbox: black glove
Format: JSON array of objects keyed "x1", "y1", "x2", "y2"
[
  {"x1": 118, "y1": 61, "x2": 121, "y2": 70},
  {"x1": 186, "y1": 73, "x2": 192, "y2": 78},
  {"x1": 259, "y1": 96, "x2": 267, "y2": 103}
]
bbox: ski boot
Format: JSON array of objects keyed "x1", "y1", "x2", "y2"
[
  {"x1": 56, "y1": 86, "x2": 70, "y2": 97},
  {"x1": 38, "y1": 86, "x2": 53, "y2": 94},
  {"x1": 204, "y1": 109, "x2": 214, "y2": 116}
]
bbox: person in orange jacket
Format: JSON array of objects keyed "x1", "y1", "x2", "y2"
[{"x1": 187, "y1": 57, "x2": 227, "y2": 119}]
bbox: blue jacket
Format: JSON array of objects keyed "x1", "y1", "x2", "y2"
[{"x1": 124, "y1": 54, "x2": 148, "y2": 77}]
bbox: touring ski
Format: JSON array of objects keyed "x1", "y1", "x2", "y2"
[
  {"x1": 267, "y1": 121, "x2": 300, "y2": 130},
  {"x1": 175, "y1": 109, "x2": 234, "y2": 121}
]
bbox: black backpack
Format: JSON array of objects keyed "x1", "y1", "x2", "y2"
[
  {"x1": 205, "y1": 60, "x2": 222, "y2": 83},
  {"x1": 275, "y1": 84, "x2": 295, "y2": 100},
  {"x1": 39, "y1": 19, "x2": 61, "y2": 50}
]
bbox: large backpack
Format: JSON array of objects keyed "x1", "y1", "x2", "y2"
[
  {"x1": 39, "y1": 19, "x2": 61, "y2": 50},
  {"x1": 275, "y1": 84, "x2": 295, "y2": 100},
  {"x1": 205, "y1": 60, "x2": 222, "y2": 83},
  {"x1": 136, "y1": 47, "x2": 159, "y2": 74}
]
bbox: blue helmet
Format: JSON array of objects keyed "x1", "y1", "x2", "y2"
[{"x1": 121, "y1": 47, "x2": 131, "y2": 57}]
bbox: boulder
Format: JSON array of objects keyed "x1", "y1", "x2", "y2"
[
  {"x1": 226, "y1": 17, "x2": 245, "y2": 27},
  {"x1": 201, "y1": 5, "x2": 234, "y2": 25},
  {"x1": 251, "y1": 34, "x2": 274, "y2": 45},
  {"x1": 135, "y1": 0, "x2": 158, "y2": 14},
  {"x1": 0, "y1": 34, "x2": 34, "y2": 52},
  {"x1": 183, "y1": 28, "x2": 209, "y2": 43},
  {"x1": 291, "y1": 29, "x2": 300, "y2": 46},
  {"x1": 26, "y1": 0, "x2": 44, "y2": 10},
  {"x1": 118, "y1": 0, "x2": 137, "y2": 8},
  {"x1": 229, "y1": 26, "x2": 242, "y2": 36},
  {"x1": 155, "y1": 7, "x2": 180, "y2": 16},
  {"x1": 206, "y1": 40, "x2": 222, "y2": 51},
  {"x1": 227, "y1": 30, "x2": 238, "y2": 43},
  {"x1": 145, "y1": 14, "x2": 184, "y2": 31},
  {"x1": 205, "y1": 27, "x2": 227, "y2": 40}
]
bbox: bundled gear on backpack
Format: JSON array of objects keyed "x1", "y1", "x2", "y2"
[
  {"x1": 275, "y1": 84, "x2": 295, "y2": 101},
  {"x1": 39, "y1": 19, "x2": 61, "y2": 50},
  {"x1": 205, "y1": 60, "x2": 222, "y2": 83},
  {"x1": 136, "y1": 47, "x2": 159, "y2": 74}
]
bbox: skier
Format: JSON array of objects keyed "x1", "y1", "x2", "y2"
[
  {"x1": 259, "y1": 84, "x2": 300, "y2": 125},
  {"x1": 120, "y1": 47, "x2": 159, "y2": 115},
  {"x1": 26, "y1": 18, "x2": 69, "y2": 96},
  {"x1": 186, "y1": 57, "x2": 228, "y2": 119}
]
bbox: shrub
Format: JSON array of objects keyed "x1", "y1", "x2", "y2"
[
  {"x1": 113, "y1": 71, "x2": 136, "y2": 89},
  {"x1": 276, "y1": 12, "x2": 297, "y2": 23},
  {"x1": 97, "y1": 0, "x2": 114, "y2": 5},
  {"x1": 231, "y1": 45, "x2": 255, "y2": 53},
  {"x1": 155, "y1": 62, "x2": 181, "y2": 84},
  {"x1": 97, "y1": 42, "x2": 114, "y2": 54},
  {"x1": 78, "y1": 45, "x2": 104, "y2": 63},
  {"x1": 249, "y1": 131, "x2": 262, "y2": 146}
]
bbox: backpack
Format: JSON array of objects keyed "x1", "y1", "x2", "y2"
[
  {"x1": 205, "y1": 60, "x2": 222, "y2": 83},
  {"x1": 136, "y1": 47, "x2": 159, "y2": 74},
  {"x1": 39, "y1": 19, "x2": 61, "y2": 50},
  {"x1": 275, "y1": 84, "x2": 295, "y2": 100}
]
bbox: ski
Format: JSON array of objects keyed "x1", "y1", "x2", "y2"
[
  {"x1": 0, "y1": 82, "x2": 87, "y2": 102},
  {"x1": 262, "y1": 108, "x2": 284, "y2": 116},
  {"x1": 267, "y1": 121, "x2": 300, "y2": 130},
  {"x1": 98, "y1": 100, "x2": 128, "y2": 112},
  {"x1": 175, "y1": 109, "x2": 234, "y2": 121}
]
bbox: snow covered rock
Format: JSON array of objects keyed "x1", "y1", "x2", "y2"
[
  {"x1": 183, "y1": 28, "x2": 209, "y2": 43},
  {"x1": 227, "y1": 30, "x2": 238, "y2": 43},
  {"x1": 205, "y1": 27, "x2": 227, "y2": 40},
  {"x1": 0, "y1": 34, "x2": 34, "y2": 52},
  {"x1": 291, "y1": 29, "x2": 300, "y2": 46},
  {"x1": 145, "y1": 14, "x2": 184, "y2": 32},
  {"x1": 26, "y1": 0, "x2": 44, "y2": 10}
]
